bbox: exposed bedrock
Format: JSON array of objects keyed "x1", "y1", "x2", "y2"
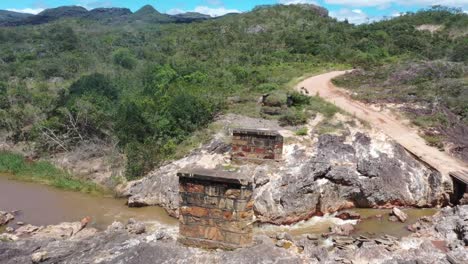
[
  {"x1": 1, "y1": 206, "x2": 466, "y2": 264},
  {"x1": 123, "y1": 131, "x2": 450, "y2": 224}
]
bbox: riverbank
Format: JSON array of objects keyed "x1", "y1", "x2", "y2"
[
  {"x1": 0, "y1": 152, "x2": 104, "y2": 194},
  {"x1": 1, "y1": 205, "x2": 466, "y2": 264},
  {"x1": 0, "y1": 175, "x2": 177, "y2": 230}
]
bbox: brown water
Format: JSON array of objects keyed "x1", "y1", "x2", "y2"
[
  {"x1": 258, "y1": 208, "x2": 438, "y2": 238},
  {"x1": 0, "y1": 174, "x2": 177, "y2": 230},
  {"x1": 0, "y1": 174, "x2": 438, "y2": 238}
]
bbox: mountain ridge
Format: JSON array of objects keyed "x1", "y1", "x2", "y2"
[{"x1": 0, "y1": 4, "x2": 217, "y2": 26}]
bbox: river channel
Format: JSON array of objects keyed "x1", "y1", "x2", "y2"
[{"x1": 0, "y1": 174, "x2": 437, "y2": 238}]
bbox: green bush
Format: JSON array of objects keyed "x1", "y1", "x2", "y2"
[
  {"x1": 289, "y1": 91, "x2": 310, "y2": 107},
  {"x1": 112, "y1": 48, "x2": 137, "y2": 69},
  {"x1": 264, "y1": 93, "x2": 286, "y2": 107},
  {"x1": 256, "y1": 83, "x2": 280, "y2": 93},
  {"x1": 279, "y1": 109, "x2": 308, "y2": 126},
  {"x1": 295, "y1": 127, "x2": 308, "y2": 136}
]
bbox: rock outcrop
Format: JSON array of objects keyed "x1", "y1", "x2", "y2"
[
  {"x1": 124, "y1": 126, "x2": 449, "y2": 224},
  {"x1": 0, "y1": 206, "x2": 466, "y2": 264},
  {"x1": 254, "y1": 132, "x2": 448, "y2": 224},
  {"x1": 122, "y1": 139, "x2": 230, "y2": 217},
  {"x1": 0, "y1": 211, "x2": 14, "y2": 226}
]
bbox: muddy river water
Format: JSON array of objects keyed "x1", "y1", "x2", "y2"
[
  {"x1": 0, "y1": 174, "x2": 177, "y2": 230},
  {"x1": 1, "y1": 174, "x2": 438, "y2": 238}
]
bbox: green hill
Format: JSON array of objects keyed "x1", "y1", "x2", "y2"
[{"x1": 0, "y1": 4, "x2": 466, "y2": 178}]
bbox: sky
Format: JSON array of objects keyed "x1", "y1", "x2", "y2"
[{"x1": 1, "y1": 0, "x2": 467, "y2": 24}]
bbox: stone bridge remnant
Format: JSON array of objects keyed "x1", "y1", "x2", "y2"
[
  {"x1": 177, "y1": 168, "x2": 254, "y2": 249},
  {"x1": 449, "y1": 171, "x2": 468, "y2": 205},
  {"x1": 231, "y1": 128, "x2": 283, "y2": 161}
]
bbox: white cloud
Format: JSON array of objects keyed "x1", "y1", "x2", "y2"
[
  {"x1": 167, "y1": 8, "x2": 185, "y2": 15},
  {"x1": 324, "y1": 0, "x2": 468, "y2": 8},
  {"x1": 330, "y1": 8, "x2": 375, "y2": 24},
  {"x1": 78, "y1": 0, "x2": 113, "y2": 10},
  {"x1": 6, "y1": 8, "x2": 44, "y2": 14},
  {"x1": 167, "y1": 6, "x2": 241, "y2": 17},
  {"x1": 278, "y1": 0, "x2": 318, "y2": 5}
]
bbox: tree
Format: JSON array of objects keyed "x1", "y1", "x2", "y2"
[{"x1": 112, "y1": 48, "x2": 137, "y2": 69}]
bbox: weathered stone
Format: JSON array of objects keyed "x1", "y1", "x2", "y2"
[
  {"x1": 31, "y1": 222, "x2": 82, "y2": 239},
  {"x1": 0, "y1": 211, "x2": 14, "y2": 226},
  {"x1": 231, "y1": 128, "x2": 283, "y2": 160},
  {"x1": 126, "y1": 128, "x2": 448, "y2": 227},
  {"x1": 126, "y1": 222, "x2": 146, "y2": 235},
  {"x1": 276, "y1": 232, "x2": 293, "y2": 241},
  {"x1": 31, "y1": 251, "x2": 48, "y2": 263},
  {"x1": 180, "y1": 206, "x2": 209, "y2": 218},
  {"x1": 307, "y1": 234, "x2": 319, "y2": 240},
  {"x1": 1, "y1": 206, "x2": 467, "y2": 264},
  {"x1": 178, "y1": 168, "x2": 254, "y2": 250},
  {"x1": 183, "y1": 182, "x2": 205, "y2": 193},
  {"x1": 15, "y1": 224, "x2": 40, "y2": 236},
  {"x1": 336, "y1": 211, "x2": 361, "y2": 220},
  {"x1": 391, "y1": 207, "x2": 408, "y2": 222},
  {"x1": 331, "y1": 224, "x2": 355, "y2": 236}
]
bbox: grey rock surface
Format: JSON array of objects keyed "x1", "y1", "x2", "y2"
[
  {"x1": 123, "y1": 128, "x2": 449, "y2": 224},
  {"x1": 1, "y1": 206, "x2": 466, "y2": 264}
]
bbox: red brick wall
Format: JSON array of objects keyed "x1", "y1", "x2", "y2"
[
  {"x1": 231, "y1": 129, "x2": 283, "y2": 161},
  {"x1": 178, "y1": 177, "x2": 254, "y2": 249}
]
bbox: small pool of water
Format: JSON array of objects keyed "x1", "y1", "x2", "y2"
[
  {"x1": 257, "y1": 208, "x2": 438, "y2": 238},
  {"x1": 0, "y1": 174, "x2": 177, "y2": 230}
]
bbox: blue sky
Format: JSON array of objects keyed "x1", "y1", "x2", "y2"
[{"x1": 2, "y1": 0, "x2": 467, "y2": 24}]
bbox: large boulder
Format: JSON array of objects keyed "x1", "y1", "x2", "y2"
[
  {"x1": 124, "y1": 128, "x2": 448, "y2": 224},
  {"x1": 122, "y1": 139, "x2": 230, "y2": 217},
  {"x1": 253, "y1": 132, "x2": 448, "y2": 224}
]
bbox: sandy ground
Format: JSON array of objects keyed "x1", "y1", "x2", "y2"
[{"x1": 296, "y1": 71, "x2": 468, "y2": 179}]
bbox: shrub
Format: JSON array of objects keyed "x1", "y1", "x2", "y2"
[
  {"x1": 0, "y1": 152, "x2": 102, "y2": 193},
  {"x1": 289, "y1": 91, "x2": 310, "y2": 107},
  {"x1": 261, "y1": 106, "x2": 283, "y2": 116},
  {"x1": 264, "y1": 93, "x2": 286, "y2": 107},
  {"x1": 256, "y1": 83, "x2": 280, "y2": 93},
  {"x1": 279, "y1": 109, "x2": 307, "y2": 126},
  {"x1": 295, "y1": 127, "x2": 308, "y2": 136},
  {"x1": 68, "y1": 73, "x2": 118, "y2": 101},
  {"x1": 113, "y1": 48, "x2": 137, "y2": 69}
]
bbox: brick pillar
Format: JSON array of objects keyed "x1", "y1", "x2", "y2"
[
  {"x1": 231, "y1": 128, "x2": 283, "y2": 161},
  {"x1": 177, "y1": 168, "x2": 254, "y2": 249}
]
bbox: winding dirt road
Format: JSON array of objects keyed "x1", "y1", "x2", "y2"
[{"x1": 297, "y1": 71, "x2": 468, "y2": 178}]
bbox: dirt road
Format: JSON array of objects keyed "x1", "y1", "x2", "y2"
[{"x1": 297, "y1": 71, "x2": 468, "y2": 178}]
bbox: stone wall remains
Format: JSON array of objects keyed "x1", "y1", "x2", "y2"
[
  {"x1": 177, "y1": 169, "x2": 254, "y2": 249},
  {"x1": 231, "y1": 128, "x2": 283, "y2": 161}
]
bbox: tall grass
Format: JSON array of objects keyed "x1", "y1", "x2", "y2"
[{"x1": 0, "y1": 152, "x2": 104, "y2": 194}]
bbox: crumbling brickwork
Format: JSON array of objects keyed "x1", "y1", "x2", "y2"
[
  {"x1": 177, "y1": 168, "x2": 254, "y2": 249},
  {"x1": 231, "y1": 128, "x2": 283, "y2": 161}
]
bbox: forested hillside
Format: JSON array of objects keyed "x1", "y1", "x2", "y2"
[{"x1": 0, "y1": 4, "x2": 466, "y2": 179}]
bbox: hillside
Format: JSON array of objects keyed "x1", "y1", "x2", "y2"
[
  {"x1": 0, "y1": 4, "x2": 466, "y2": 180},
  {"x1": 0, "y1": 5, "x2": 213, "y2": 26}
]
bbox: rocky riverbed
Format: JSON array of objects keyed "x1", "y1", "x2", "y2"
[
  {"x1": 1, "y1": 205, "x2": 466, "y2": 264},
  {"x1": 122, "y1": 114, "x2": 451, "y2": 224}
]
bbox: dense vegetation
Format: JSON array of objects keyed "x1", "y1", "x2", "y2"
[{"x1": 0, "y1": 4, "x2": 466, "y2": 180}]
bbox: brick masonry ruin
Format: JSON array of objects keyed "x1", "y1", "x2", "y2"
[
  {"x1": 231, "y1": 128, "x2": 283, "y2": 161},
  {"x1": 177, "y1": 168, "x2": 254, "y2": 249}
]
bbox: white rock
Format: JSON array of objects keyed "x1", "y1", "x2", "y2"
[{"x1": 31, "y1": 251, "x2": 48, "y2": 263}]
